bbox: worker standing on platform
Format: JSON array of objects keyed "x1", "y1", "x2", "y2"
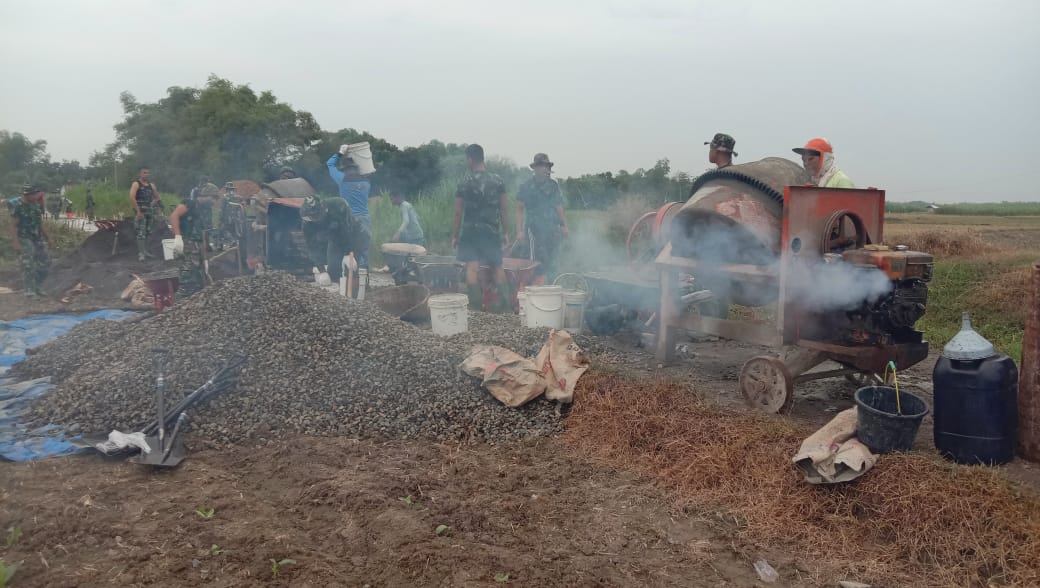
[
  {"x1": 793, "y1": 138, "x2": 855, "y2": 188},
  {"x1": 130, "y1": 166, "x2": 162, "y2": 261},
  {"x1": 705, "y1": 133, "x2": 737, "y2": 170}
]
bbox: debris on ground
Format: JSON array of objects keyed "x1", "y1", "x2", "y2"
[
  {"x1": 564, "y1": 373, "x2": 1040, "y2": 587},
  {"x1": 14, "y1": 272, "x2": 562, "y2": 445}
]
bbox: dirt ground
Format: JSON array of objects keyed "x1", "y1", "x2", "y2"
[
  {"x1": 2, "y1": 212, "x2": 1038, "y2": 587},
  {"x1": 0, "y1": 438, "x2": 787, "y2": 588}
]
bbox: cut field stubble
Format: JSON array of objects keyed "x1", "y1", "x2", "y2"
[
  {"x1": 563, "y1": 373, "x2": 1040, "y2": 587},
  {"x1": 886, "y1": 228, "x2": 996, "y2": 258}
]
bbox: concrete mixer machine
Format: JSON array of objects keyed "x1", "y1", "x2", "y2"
[{"x1": 654, "y1": 158, "x2": 934, "y2": 413}]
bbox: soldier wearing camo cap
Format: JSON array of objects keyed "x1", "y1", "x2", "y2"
[
  {"x1": 8, "y1": 184, "x2": 51, "y2": 297},
  {"x1": 705, "y1": 133, "x2": 737, "y2": 170}
]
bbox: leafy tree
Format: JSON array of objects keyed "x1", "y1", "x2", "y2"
[
  {"x1": 106, "y1": 75, "x2": 322, "y2": 195},
  {"x1": 0, "y1": 130, "x2": 86, "y2": 195}
]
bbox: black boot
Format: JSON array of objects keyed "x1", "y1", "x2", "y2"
[{"x1": 467, "y1": 284, "x2": 483, "y2": 311}]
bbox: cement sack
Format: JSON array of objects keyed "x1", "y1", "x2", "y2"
[
  {"x1": 120, "y1": 276, "x2": 153, "y2": 307},
  {"x1": 460, "y1": 346, "x2": 546, "y2": 407},
  {"x1": 534, "y1": 329, "x2": 589, "y2": 404},
  {"x1": 793, "y1": 408, "x2": 877, "y2": 484}
]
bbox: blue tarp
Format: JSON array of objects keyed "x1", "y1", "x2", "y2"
[{"x1": 0, "y1": 310, "x2": 137, "y2": 461}]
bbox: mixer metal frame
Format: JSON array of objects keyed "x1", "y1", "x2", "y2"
[{"x1": 655, "y1": 186, "x2": 928, "y2": 412}]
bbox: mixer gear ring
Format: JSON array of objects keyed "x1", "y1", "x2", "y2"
[{"x1": 739, "y1": 356, "x2": 794, "y2": 413}]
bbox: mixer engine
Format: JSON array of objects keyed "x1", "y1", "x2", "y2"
[{"x1": 821, "y1": 246, "x2": 935, "y2": 346}]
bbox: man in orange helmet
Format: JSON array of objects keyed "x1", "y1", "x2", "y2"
[{"x1": 793, "y1": 138, "x2": 854, "y2": 188}]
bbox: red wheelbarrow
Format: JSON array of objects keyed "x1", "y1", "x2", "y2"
[
  {"x1": 478, "y1": 257, "x2": 540, "y2": 312},
  {"x1": 139, "y1": 269, "x2": 180, "y2": 312}
]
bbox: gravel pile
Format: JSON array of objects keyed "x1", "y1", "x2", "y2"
[{"x1": 14, "y1": 273, "x2": 562, "y2": 445}]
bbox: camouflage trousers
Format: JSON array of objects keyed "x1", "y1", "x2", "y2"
[
  {"x1": 19, "y1": 238, "x2": 49, "y2": 294},
  {"x1": 134, "y1": 207, "x2": 157, "y2": 240},
  {"x1": 176, "y1": 240, "x2": 206, "y2": 295}
]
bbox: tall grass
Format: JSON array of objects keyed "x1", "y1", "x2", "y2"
[
  {"x1": 367, "y1": 180, "x2": 518, "y2": 266},
  {"x1": 63, "y1": 182, "x2": 181, "y2": 219}
]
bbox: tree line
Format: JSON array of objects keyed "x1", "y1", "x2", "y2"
[{"x1": 2, "y1": 75, "x2": 695, "y2": 208}]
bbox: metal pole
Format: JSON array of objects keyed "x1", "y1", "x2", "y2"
[
  {"x1": 152, "y1": 348, "x2": 168, "y2": 454},
  {"x1": 1018, "y1": 261, "x2": 1040, "y2": 461}
]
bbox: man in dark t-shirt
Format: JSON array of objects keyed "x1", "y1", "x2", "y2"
[{"x1": 451, "y1": 143, "x2": 511, "y2": 311}]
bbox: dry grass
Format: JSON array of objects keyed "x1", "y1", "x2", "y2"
[
  {"x1": 604, "y1": 195, "x2": 655, "y2": 244},
  {"x1": 969, "y1": 265, "x2": 1034, "y2": 322},
  {"x1": 564, "y1": 373, "x2": 1040, "y2": 587},
  {"x1": 886, "y1": 228, "x2": 997, "y2": 257}
]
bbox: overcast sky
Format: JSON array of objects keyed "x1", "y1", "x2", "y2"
[{"x1": 2, "y1": 0, "x2": 1037, "y2": 202}]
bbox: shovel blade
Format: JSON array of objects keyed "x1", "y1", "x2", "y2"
[{"x1": 129, "y1": 434, "x2": 186, "y2": 468}]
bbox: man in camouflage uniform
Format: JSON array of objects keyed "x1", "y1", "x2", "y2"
[
  {"x1": 169, "y1": 182, "x2": 218, "y2": 294},
  {"x1": 451, "y1": 143, "x2": 512, "y2": 311},
  {"x1": 219, "y1": 182, "x2": 246, "y2": 252},
  {"x1": 516, "y1": 153, "x2": 570, "y2": 285},
  {"x1": 704, "y1": 132, "x2": 738, "y2": 169},
  {"x1": 45, "y1": 188, "x2": 63, "y2": 220},
  {"x1": 85, "y1": 188, "x2": 96, "y2": 221},
  {"x1": 8, "y1": 184, "x2": 50, "y2": 297},
  {"x1": 130, "y1": 166, "x2": 162, "y2": 261},
  {"x1": 300, "y1": 195, "x2": 362, "y2": 287}
]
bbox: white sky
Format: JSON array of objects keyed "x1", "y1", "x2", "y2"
[{"x1": 2, "y1": 0, "x2": 1038, "y2": 202}]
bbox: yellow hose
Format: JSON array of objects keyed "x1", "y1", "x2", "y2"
[{"x1": 884, "y1": 361, "x2": 903, "y2": 415}]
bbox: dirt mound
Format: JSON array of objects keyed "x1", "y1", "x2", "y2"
[
  {"x1": 42, "y1": 219, "x2": 172, "y2": 299},
  {"x1": 15, "y1": 272, "x2": 561, "y2": 445}
]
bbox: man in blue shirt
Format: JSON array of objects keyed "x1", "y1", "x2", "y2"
[{"x1": 327, "y1": 145, "x2": 374, "y2": 269}]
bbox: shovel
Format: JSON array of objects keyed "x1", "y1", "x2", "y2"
[{"x1": 130, "y1": 348, "x2": 189, "y2": 468}]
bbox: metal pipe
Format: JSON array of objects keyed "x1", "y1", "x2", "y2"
[
  {"x1": 152, "y1": 348, "x2": 168, "y2": 454},
  {"x1": 163, "y1": 413, "x2": 189, "y2": 462},
  {"x1": 1019, "y1": 261, "x2": 1040, "y2": 461}
]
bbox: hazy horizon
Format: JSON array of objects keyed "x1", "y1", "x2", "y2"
[{"x1": 2, "y1": 0, "x2": 1037, "y2": 203}]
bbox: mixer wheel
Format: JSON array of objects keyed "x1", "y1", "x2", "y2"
[{"x1": 739, "y1": 356, "x2": 794, "y2": 414}]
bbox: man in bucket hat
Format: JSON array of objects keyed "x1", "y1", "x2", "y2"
[
  {"x1": 516, "y1": 152, "x2": 569, "y2": 285},
  {"x1": 705, "y1": 133, "x2": 737, "y2": 170}
]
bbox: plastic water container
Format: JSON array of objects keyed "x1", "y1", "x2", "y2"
[
  {"x1": 162, "y1": 239, "x2": 176, "y2": 261},
  {"x1": 429, "y1": 293, "x2": 469, "y2": 336},
  {"x1": 562, "y1": 289, "x2": 586, "y2": 334},
  {"x1": 346, "y1": 142, "x2": 376, "y2": 175},
  {"x1": 933, "y1": 313, "x2": 1019, "y2": 465},
  {"x1": 516, "y1": 290, "x2": 528, "y2": 327},
  {"x1": 525, "y1": 285, "x2": 563, "y2": 329}
]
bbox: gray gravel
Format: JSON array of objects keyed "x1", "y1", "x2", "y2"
[{"x1": 15, "y1": 272, "x2": 562, "y2": 445}]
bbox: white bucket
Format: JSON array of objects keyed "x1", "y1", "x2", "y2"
[
  {"x1": 525, "y1": 285, "x2": 563, "y2": 329},
  {"x1": 563, "y1": 289, "x2": 587, "y2": 334},
  {"x1": 162, "y1": 239, "x2": 176, "y2": 261},
  {"x1": 516, "y1": 290, "x2": 528, "y2": 327},
  {"x1": 429, "y1": 293, "x2": 469, "y2": 336},
  {"x1": 346, "y1": 142, "x2": 376, "y2": 175}
]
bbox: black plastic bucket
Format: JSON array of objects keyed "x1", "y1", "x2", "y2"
[{"x1": 854, "y1": 386, "x2": 929, "y2": 454}]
